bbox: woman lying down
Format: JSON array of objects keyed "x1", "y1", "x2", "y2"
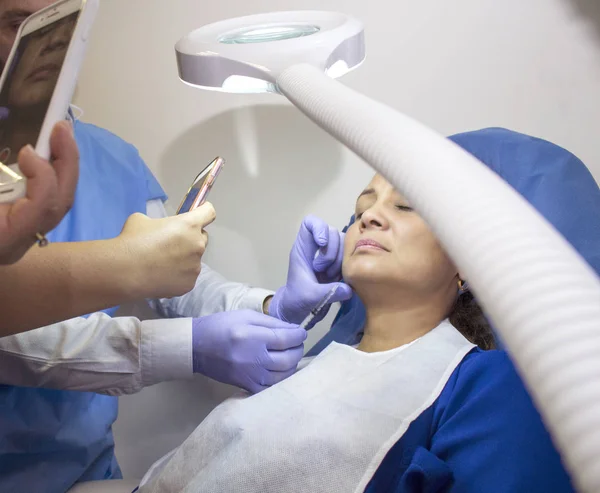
[{"x1": 138, "y1": 173, "x2": 574, "y2": 493}]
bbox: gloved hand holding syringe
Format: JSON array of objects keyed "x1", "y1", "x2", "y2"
[
  {"x1": 268, "y1": 215, "x2": 353, "y2": 329},
  {"x1": 299, "y1": 285, "x2": 342, "y2": 330}
]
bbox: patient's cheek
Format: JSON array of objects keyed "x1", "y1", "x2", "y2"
[
  {"x1": 341, "y1": 254, "x2": 362, "y2": 287},
  {"x1": 342, "y1": 233, "x2": 355, "y2": 276},
  {"x1": 341, "y1": 258, "x2": 351, "y2": 283},
  {"x1": 342, "y1": 255, "x2": 372, "y2": 286}
]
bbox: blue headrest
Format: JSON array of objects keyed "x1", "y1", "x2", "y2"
[{"x1": 308, "y1": 128, "x2": 600, "y2": 356}]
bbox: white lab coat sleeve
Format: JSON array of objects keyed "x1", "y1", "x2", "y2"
[
  {"x1": 0, "y1": 313, "x2": 193, "y2": 396},
  {"x1": 145, "y1": 199, "x2": 274, "y2": 318}
]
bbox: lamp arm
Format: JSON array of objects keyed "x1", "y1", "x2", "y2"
[{"x1": 278, "y1": 62, "x2": 600, "y2": 493}]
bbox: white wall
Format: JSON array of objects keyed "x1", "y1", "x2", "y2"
[{"x1": 73, "y1": 0, "x2": 600, "y2": 479}]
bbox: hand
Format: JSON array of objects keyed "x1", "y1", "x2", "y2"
[
  {"x1": 192, "y1": 310, "x2": 307, "y2": 393},
  {"x1": 117, "y1": 202, "x2": 216, "y2": 299},
  {"x1": 268, "y1": 215, "x2": 353, "y2": 327},
  {"x1": 0, "y1": 121, "x2": 78, "y2": 265}
]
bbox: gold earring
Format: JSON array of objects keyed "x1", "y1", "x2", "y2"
[{"x1": 458, "y1": 278, "x2": 469, "y2": 293}]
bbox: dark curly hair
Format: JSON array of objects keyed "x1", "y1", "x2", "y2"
[{"x1": 449, "y1": 291, "x2": 496, "y2": 350}]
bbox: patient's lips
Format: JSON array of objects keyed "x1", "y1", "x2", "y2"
[{"x1": 354, "y1": 238, "x2": 389, "y2": 253}]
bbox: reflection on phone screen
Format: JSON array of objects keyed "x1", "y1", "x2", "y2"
[
  {"x1": 0, "y1": 12, "x2": 79, "y2": 165},
  {"x1": 178, "y1": 188, "x2": 202, "y2": 214}
]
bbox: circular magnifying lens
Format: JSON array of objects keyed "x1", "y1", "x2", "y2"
[{"x1": 219, "y1": 24, "x2": 320, "y2": 44}]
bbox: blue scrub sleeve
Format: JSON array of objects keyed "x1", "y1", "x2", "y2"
[
  {"x1": 428, "y1": 350, "x2": 574, "y2": 492},
  {"x1": 139, "y1": 156, "x2": 168, "y2": 203}
]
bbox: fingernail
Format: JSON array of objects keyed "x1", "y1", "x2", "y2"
[
  {"x1": 58, "y1": 120, "x2": 73, "y2": 135},
  {"x1": 23, "y1": 144, "x2": 36, "y2": 157}
]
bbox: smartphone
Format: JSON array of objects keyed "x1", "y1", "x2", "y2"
[
  {"x1": 0, "y1": 0, "x2": 99, "y2": 203},
  {"x1": 177, "y1": 157, "x2": 225, "y2": 214}
]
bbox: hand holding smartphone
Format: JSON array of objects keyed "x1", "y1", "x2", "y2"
[
  {"x1": 177, "y1": 157, "x2": 225, "y2": 214},
  {"x1": 0, "y1": 0, "x2": 98, "y2": 203}
]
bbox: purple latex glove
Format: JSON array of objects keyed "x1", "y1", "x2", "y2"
[
  {"x1": 192, "y1": 310, "x2": 307, "y2": 394},
  {"x1": 269, "y1": 215, "x2": 353, "y2": 327}
]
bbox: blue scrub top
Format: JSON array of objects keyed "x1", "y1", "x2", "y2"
[
  {"x1": 366, "y1": 348, "x2": 574, "y2": 492},
  {"x1": 0, "y1": 121, "x2": 166, "y2": 493}
]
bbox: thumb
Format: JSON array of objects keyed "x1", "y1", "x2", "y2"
[
  {"x1": 300, "y1": 215, "x2": 329, "y2": 248},
  {"x1": 121, "y1": 212, "x2": 151, "y2": 234},
  {"x1": 313, "y1": 227, "x2": 342, "y2": 274},
  {"x1": 10, "y1": 145, "x2": 58, "y2": 234},
  {"x1": 295, "y1": 215, "x2": 328, "y2": 264},
  {"x1": 183, "y1": 201, "x2": 216, "y2": 229},
  {"x1": 328, "y1": 283, "x2": 353, "y2": 303},
  {"x1": 49, "y1": 121, "x2": 79, "y2": 217}
]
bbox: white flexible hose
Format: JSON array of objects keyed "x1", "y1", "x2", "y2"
[{"x1": 277, "y1": 63, "x2": 600, "y2": 493}]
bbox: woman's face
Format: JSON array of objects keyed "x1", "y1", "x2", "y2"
[
  {"x1": 7, "y1": 13, "x2": 75, "y2": 108},
  {"x1": 343, "y1": 175, "x2": 458, "y2": 296}
]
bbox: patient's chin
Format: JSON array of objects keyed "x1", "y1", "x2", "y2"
[{"x1": 343, "y1": 259, "x2": 393, "y2": 288}]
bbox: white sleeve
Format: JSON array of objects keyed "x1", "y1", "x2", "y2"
[
  {"x1": 145, "y1": 199, "x2": 274, "y2": 318},
  {"x1": 0, "y1": 313, "x2": 193, "y2": 396}
]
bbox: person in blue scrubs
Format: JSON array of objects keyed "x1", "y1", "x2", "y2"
[
  {"x1": 137, "y1": 128, "x2": 599, "y2": 493},
  {"x1": 0, "y1": 2, "x2": 350, "y2": 492}
]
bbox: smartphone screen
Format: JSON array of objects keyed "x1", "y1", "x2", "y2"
[
  {"x1": 178, "y1": 186, "x2": 202, "y2": 214},
  {"x1": 0, "y1": 12, "x2": 79, "y2": 165},
  {"x1": 177, "y1": 157, "x2": 224, "y2": 214}
]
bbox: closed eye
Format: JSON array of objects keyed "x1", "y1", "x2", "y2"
[{"x1": 395, "y1": 205, "x2": 413, "y2": 212}]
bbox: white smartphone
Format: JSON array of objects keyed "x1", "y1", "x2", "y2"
[{"x1": 0, "y1": 0, "x2": 98, "y2": 203}]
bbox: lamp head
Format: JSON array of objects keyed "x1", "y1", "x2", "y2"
[{"x1": 175, "y1": 11, "x2": 365, "y2": 94}]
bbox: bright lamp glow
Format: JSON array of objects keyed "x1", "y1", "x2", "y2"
[
  {"x1": 222, "y1": 76, "x2": 278, "y2": 93},
  {"x1": 218, "y1": 24, "x2": 321, "y2": 44}
]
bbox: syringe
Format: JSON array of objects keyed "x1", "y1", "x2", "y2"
[{"x1": 299, "y1": 286, "x2": 340, "y2": 330}]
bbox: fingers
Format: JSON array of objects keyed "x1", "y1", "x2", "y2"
[
  {"x1": 259, "y1": 367, "x2": 298, "y2": 386},
  {"x1": 314, "y1": 226, "x2": 343, "y2": 274},
  {"x1": 301, "y1": 214, "x2": 329, "y2": 248},
  {"x1": 183, "y1": 201, "x2": 216, "y2": 229},
  {"x1": 265, "y1": 327, "x2": 307, "y2": 351},
  {"x1": 247, "y1": 382, "x2": 269, "y2": 394},
  {"x1": 241, "y1": 310, "x2": 300, "y2": 330},
  {"x1": 247, "y1": 365, "x2": 299, "y2": 393},
  {"x1": 308, "y1": 280, "x2": 353, "y2": 306},
  {"x1": 11, "y1": 145, "x2": 59, "y2": 234},
  {"x1": 49, "y1": 121, "x2": 79, "y2": 220},
  {"x1": 11, "y1": 121, "x2": 79, "y2": 237},
  {"x1": 17, "y1": 145, "x2": 57, "y2": 205},
  {"x1": 328, "y1": 282, "x2": 353, "y2": 303},
  {"x1": 297, "y1": 215, "x2": 334, "y2": 273},
  {"x1": 263, "y1": 345, "x2": 305, "y2": 372},
  {"x1": 303, "y1": 216, "x2": 344, "y2": 280}
]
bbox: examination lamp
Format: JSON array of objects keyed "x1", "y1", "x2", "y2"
[
  {"x1": 176, "y1": 11, "x2": 364, "y2": 93},
  {"x1": 177, "y1": 12, "x2": 600, "y2": 492}
]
